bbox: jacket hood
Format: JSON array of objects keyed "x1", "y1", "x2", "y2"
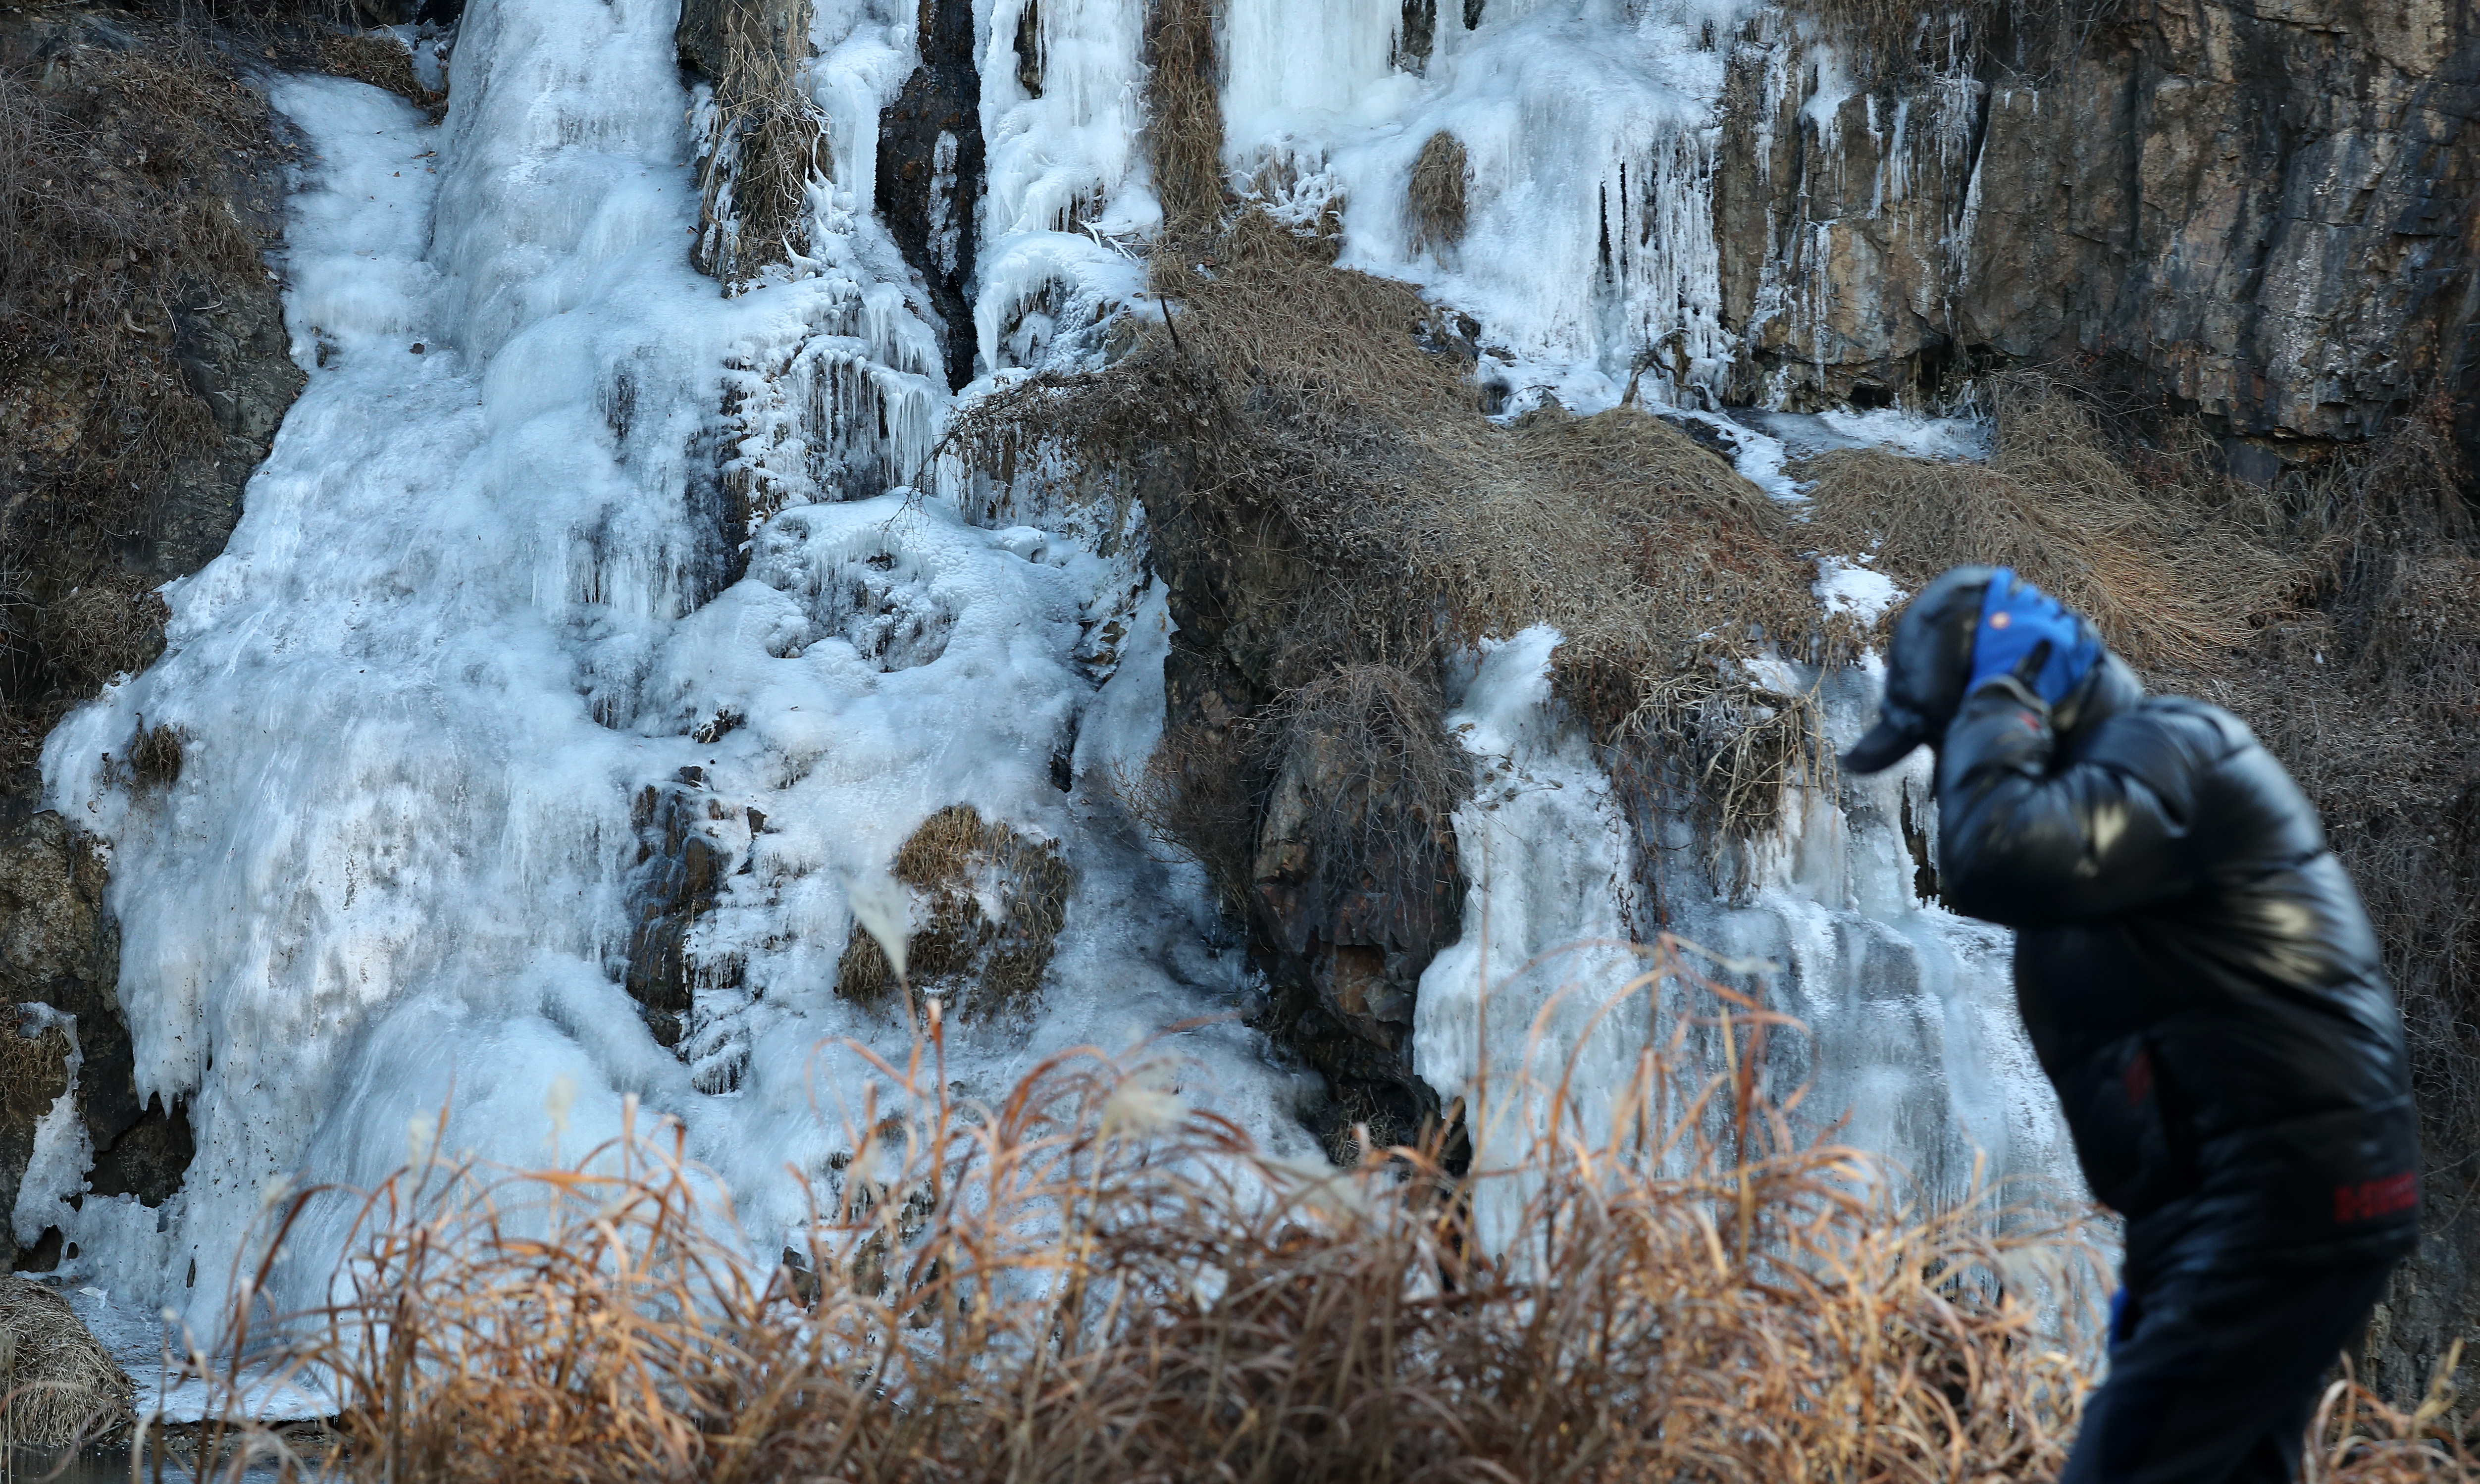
[{"x1": 1842, "y1": 565, "x2": 1995, "y2": 773}]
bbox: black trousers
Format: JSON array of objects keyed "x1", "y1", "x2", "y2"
[{"x1": 2059, "y1": 1253, "x2": 2398, "y2": 1484}]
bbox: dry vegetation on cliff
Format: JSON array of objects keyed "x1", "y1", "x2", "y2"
[
  {"x1": 0, "y1": 5, "x2": 428, "y2": 793},
  {"x1": 832, "y1": 804, "x2": 1072, "y2": 1023},
  {"x1": 689, "y1": 0, "x2": 825, "y2": 289},
  {"x1": 1803, "y1": 376, "x2": 2293, "y2": 670},
  {"x1": 0, "y1": 31, "x2": 269, "y2": 773},
  {"x1": 945, "y1": 212, "x2": 2300, "y2": 901},
  {"x1": 947, "y1": 209, "x2": 1843, "y2": 884}
]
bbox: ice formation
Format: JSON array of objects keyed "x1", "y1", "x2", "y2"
[{"x1": 32, "y1": 0, "x2": 2072, "y2": 1347}]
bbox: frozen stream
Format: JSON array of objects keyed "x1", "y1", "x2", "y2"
[{"x1": 28, "y1": 0, "x2": 2074, "y2": 1338}]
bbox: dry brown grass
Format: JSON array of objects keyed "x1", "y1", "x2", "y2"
[
  {"x1": 0, "y1": 1275, "x2": 135, "y2": 1449},
  {"x1": 1106, "y1": 720, "x2": 1269, "y2": 917},
  {"x1": 41, "y1": 570, "x2": 170, "y2": 695},
  {"x1": 835, "y1": 805, "x2": 1073, "y2": 1020},
  {"x1": 1142, "y1": 0, "x2": 1224, "y2": 234},
  {"x1": 0, "y1": 1022, "x2": 71, "y2": 1112},
  {"x1": 692, "y1": 0, "x2": 827, "y2": 289},
  {"x1": 1802, "y1": 376, "x2": 2294, "y2": 671},
  {"x1": 106, "y1": 715, "x2": 189, "y2": 792},
  {"x1": 2306, "y1": 1339, "x2": 2480, "y2": 1481},
  {"x1": 1256, "y1": 663, "x2": 1468, "y2": 929},
  {"x1": 1405, "y1": 129, "x2": 1466, "y2": 257},
  {"x1": 168, "y1": 941, "x2": 2172, "y2": 1484},
  {"x1": 318, "y1": 34, "x2": 443, "y2": 111}
]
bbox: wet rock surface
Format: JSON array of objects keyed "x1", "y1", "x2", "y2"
[
  {"x1": 623, "y1": 770, "x2": 751, "y2": 1052},
  {"x1": 672, "y1": 0, "x2": 804, "y2": 80}
]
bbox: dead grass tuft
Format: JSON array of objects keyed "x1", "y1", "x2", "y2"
[
  {"x1": 1618, "y1": 652, "x2": 1837, "y2": 867},
  {"x1": 0, "y1": 1275, "x2": 135, "y2": 1449},
  {"x1": 116, "y1": 716, "x2": 187, "y2": 791},
  {"x1": 1405, "y1": 128, "x2": 1466, "y2": 256},
  {"x1": 181, "y1": 941, "x2": 2163, "y2": 1484},
  {"x1": 0, "y1": 1023, "x2": 72, "y2": 1117},
  {"x1": 2307, "y1": 1342, "x2": 2480, "y2": 1481},
  {"x1": 1803, "y1": 375, "x2": 2294, "y2": 671},
  {"x1": 1142, "y1": 0, "x2": 1224, "y2": 234},
  {"x1": 1106, "y1": 720, "x2": 1268, "y2": 916},
  {"x1": 693, "y1": 0, "x2": 828, "y2": 289},
  {"x1": 41, "y1": 572, "x2": 169, "y2": 694},
  {"x1": 319, "y1": 34, "x2": 443, "y2": 111},
  {"x1": 835, "y1": 805, "x2": 1073, "y2": 1020}
]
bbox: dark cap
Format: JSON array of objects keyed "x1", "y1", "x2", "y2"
[{"x1": 1843, "y1": 565, "x2": 1999, "y2": 774}]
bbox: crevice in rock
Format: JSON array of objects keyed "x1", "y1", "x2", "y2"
[{"x1": 876, "y1": 0, "x2": 983, "y2": 391}]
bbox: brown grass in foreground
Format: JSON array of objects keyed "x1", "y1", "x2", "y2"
[
  {"x1": 89, "y1": 939, "x2": 2479, "y2": 1483},
  {"x1": 166, "y1": 943, "x2": 2103, "y2": 1483}
]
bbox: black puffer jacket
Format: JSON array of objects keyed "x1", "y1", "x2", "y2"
[{"x1": 1937, "y1": 675, "x2": 2421, "y2": 1270}]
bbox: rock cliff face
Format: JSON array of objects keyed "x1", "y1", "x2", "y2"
[
  {"x1": 1721, "y1": 0, "x2": 2478, "y2": 462},
  {"x1": 1142, "y1": 455, "x2": 1466, "y2": 1158}
]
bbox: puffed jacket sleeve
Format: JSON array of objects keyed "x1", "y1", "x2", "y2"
[{"x1": 1934, "y1": 678, "x2": 2210, "y2": 927}]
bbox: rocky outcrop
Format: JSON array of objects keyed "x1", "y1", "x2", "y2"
[
  {"x1": 0, "y1": 4, "x2": 306, "y2": 797},
  {"x1": 1724, "y1": 0, "x2": 2479, "y2": 461},
  {"x1": 1141, "y1": 458, "x2": 1465, "y2": 1159},
  {"x1": 0, "y1": 812, "x2": 189, "y2": 1273},
  {"x1": 156, "y1": 274, "x2": 304, "y2": 578},
  {"x1": 623, "y1": 767, "x2": 750, "y2": 1054}
]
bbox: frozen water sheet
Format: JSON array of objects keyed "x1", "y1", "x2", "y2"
[
  {"x1": 1414, "y1": 628, "x2": 1651, "y2": 1251},
  {"x1": 1414, "y1": 634, "x2": 2079, "y2": 1246},
  {"x1": 1690, "y1": 661, "x2": 2076, "y2": 1214},
  {"x1": 1216, "y1": 0, "x2": 1750, "y2": 410},
  {"x1": 40, "y1": 0, "x2": 1306, "y2": 1335},
  {"x1": 33, "y1": 0, "x2": 2086, "y2": 1353}
]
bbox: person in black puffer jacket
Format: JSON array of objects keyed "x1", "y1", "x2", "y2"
[{"x1": 1844, "y1": 565, "x2": 2420, "y2": 1484}]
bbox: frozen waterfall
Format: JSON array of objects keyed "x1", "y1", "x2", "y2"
[{"x1": 31, "y1": 0, "x2": 2075, "y2": 1339}]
